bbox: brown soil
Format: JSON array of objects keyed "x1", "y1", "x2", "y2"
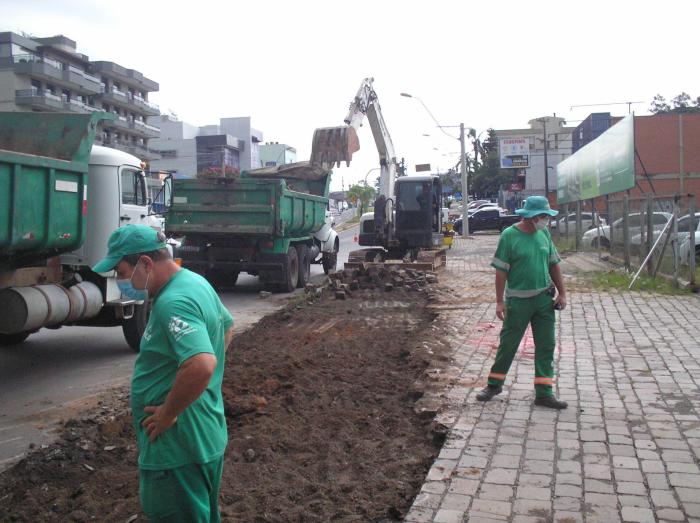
[{"x1": 0, "y1": 285, "x2": 450, "y2": 522}]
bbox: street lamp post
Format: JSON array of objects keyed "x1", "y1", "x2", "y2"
[
  {"x1": 401, "y1": 92, "x2": 470, "y2": 235},
  {"x1": 364, "y1": 167, "x2": 380, "y2": 187}
]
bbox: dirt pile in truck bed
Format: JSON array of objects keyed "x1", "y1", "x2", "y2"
[{"x1": 0, "y1": 283, "x2": 451, "y2": 522}]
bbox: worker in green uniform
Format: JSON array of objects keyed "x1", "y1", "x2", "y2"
[
  {"x1": 93, "y1": 224, "x2": 234, "y2": 522},
  {"x1": 476, "y1": 196, "x2": 568, "y2": 409}
]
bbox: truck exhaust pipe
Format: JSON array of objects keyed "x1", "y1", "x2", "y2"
[{"x1": 0, "y1": 282, "x2": 103, "y2": 335}]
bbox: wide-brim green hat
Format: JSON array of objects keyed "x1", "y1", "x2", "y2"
[
  {"x1": 93, "y1": 224, "x2": 166, "y2": 273},
  {"x1": 515, "y1": 195, "x2": 559, "y2": 218}
]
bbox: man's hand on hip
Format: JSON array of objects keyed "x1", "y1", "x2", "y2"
[
  {"x1": 142, "y1": 405, "x2": 178, "y2": 442},
  {"x1": 496, "y1": 302, "x2": 506, "y2": 321}
]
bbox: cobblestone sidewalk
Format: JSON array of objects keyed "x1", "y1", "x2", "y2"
[{"x1": 407, "y1": 234, "x2": 700, "y2": 523}]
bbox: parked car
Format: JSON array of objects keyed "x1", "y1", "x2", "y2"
[
  {"x1": 468, "y1": 205, "x2": 506, "y2": 216},
  {"x1": 469, "y1": 201, "x2": 498, "y2": 210},
  {"x1": 581, "y1": 212, "x2": 672, "y2": 248},
  {"x1": 551, "y1": 212, "x2": 605, "y2": 231},
  {"x1": 454, "y1": 208, "x2": 521, "y2": 234},
  {"x1": 656, "y1": 213, "x2": 700, "y2": 265}
]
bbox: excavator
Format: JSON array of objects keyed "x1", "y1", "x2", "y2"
[{"x1": 310, "y1": 78, "x2": 446, "y2": 269}]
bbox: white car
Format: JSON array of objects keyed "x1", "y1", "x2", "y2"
[
  {"x1": 673, "y1": 213, "x2": 700, "y2": 265},
  {"x1": 468, "y1": 205, "x2": 506, "y2": 216},
  {"x1": 581, "y1": 212, "x2": 672, "y2": 249},
  {"x1": 551, "y1": 212, "x2": 604, "y2": 232}
]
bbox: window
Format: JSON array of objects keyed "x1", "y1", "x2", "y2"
[
  {"x1": 397, "y1": 182, "x2": 429, "y2": 211},
  {"x1": 653, "y1": 214, "x2": 670, "y2": 225},
  {"x1": 121, "y1": 169, "x2": 146, "y2": 205}
]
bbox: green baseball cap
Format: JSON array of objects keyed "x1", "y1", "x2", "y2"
[
  {"x1": 93, "y1": 224, "x2": 166, "y2": 273},
  {"x1": 515, "y1": 195, "x2": 559, "y2": 219}
]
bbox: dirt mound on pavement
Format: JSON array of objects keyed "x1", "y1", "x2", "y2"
[{"x1": 0, "y1": 284, "x2": 450, "y2": 522}]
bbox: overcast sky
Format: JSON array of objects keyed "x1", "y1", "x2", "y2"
[{"x1": 3, "y1": 0, "x2": 698, "y2": 190}]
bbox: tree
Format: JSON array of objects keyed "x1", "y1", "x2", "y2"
[
  {"x1": 649, "y1": 94, "x2": 671, "y2": 114},
  {"x1": 650, "y1": 92, "x2": 700, "y2": 114},
  {"x1": 470, "y1": 129, "x2": 515, "y2": 199},
  {"x1": 347, "y1": 184, "x2": 376, "y2": 215}
]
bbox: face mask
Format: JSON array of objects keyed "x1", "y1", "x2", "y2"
[
  {"x1": 534, "y1": 217, "x2": 550, "y2": 231},
  {"x1": 117, "y1": 259, "x2": 150, "y2": 303}
]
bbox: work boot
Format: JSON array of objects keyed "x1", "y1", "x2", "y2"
[
  {"x1": 476, "y1": 384, "x2": 502, "y2": 402},
  {"x1": 534, "y1": 396, "x2": 568, "y2": 409}
]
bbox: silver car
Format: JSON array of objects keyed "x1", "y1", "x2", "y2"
[{"x1": 581, "y1": 212, "x2": 672, "y2": 248}]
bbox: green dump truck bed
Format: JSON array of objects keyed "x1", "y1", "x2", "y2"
[
  {"x1": 166, "y1": 162, "x2": 331, "y2": 240},
  {"x1": 0, "y1": 112, "x2": 110, "y2": 268}
]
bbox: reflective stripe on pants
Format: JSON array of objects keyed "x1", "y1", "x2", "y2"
[{"x1": 487, "y1": 292, "x2": 556, "y2": 399}]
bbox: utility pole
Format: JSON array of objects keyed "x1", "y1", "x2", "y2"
[
  {"x1": 460, "y1": 123, "x2": 469, "y2": 235},
  {"x1": 542, "y1": 120, "x2": 549, "y2": 197}
]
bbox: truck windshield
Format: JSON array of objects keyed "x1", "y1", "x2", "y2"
[{"x1": 121, "y1": 169, "x2": 146, "y2": 205}]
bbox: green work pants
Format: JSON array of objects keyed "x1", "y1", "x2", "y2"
[
  {"x1": 140, "y1": 457, "x2": 224, "y2": 523},
  {"x1": 487, "y1": 292, "x2": 556, "y2": 398}
]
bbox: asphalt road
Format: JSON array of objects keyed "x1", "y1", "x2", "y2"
[{"x1": 0, "y1": 210, "x2": 358, "y2": 471}]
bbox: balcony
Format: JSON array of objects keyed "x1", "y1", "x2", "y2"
[
  {"x1": 61, "y1": 64, "x2": 102, "y2": 94},
  {"x1": 15, "y1": 88, "x2": 64, "y2": 111},
  {"x1": 7, "y1": 55, "x2": 101, "y2": 94},
  {"x1": 91, "y1": 61, "x2": 158, "y2": 92},
  {"x1": 102, "y1": 114, "x2": 131, "y2": 132},
  {"x1": 94, "y1": 89, "x2": 159, "y2": 117},
  {"x1": 106, "y1": 140, "x2": 160, "y2": 161},
  {"x1": 132, "y1": 95, "x2": 160, "y2": 116},
  {"x1": 130, "y1": 119, "x2": 160, "y2": 138}
]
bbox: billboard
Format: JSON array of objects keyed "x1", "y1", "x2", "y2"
[
  {"x1": 499, "y1": 138, "x2": 530, "y2": 168},
  {"x1": 556, "y1": 114, "x2": 635, "y2": 204}
]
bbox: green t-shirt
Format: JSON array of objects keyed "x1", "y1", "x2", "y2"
[
  {"x1": 131, "y1": 268, "x2": 234, "y2": 470},
  {"x1": 490, "y1": 224, "x2": 561, "y2": 298}
]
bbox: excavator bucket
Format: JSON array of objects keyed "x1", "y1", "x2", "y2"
[{"x1": 310, "y1": 125, "x2": 360, "y2": 167}]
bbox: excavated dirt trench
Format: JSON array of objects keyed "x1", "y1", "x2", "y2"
[{"x1": 0, "y1": 281, "x2": 452, "y2": 522}]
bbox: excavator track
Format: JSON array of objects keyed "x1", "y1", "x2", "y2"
[{"x1": 344, "y1": 248, "x2": 447, "y2": 272}]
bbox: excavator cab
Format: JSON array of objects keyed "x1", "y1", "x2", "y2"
[{"x1": 394, "y1": 176, "x2": 444, "y2": 249}]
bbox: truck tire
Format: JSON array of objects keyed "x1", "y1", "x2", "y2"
[
  {"x1": 296, "y1": 244, "x2": 311, "y2": 288},
  {"x1": 323, "y1": 240, "x2": 339, "y2": 274},
  {"x1": 0, "y1": 331, "x2": 31, "y2": 346},
  {"x1": 280, "y1": 246, "x2": 299, "y2": 293},
  {"x1": 122, "y1": 302, "x2": 150, "y2": 352}
]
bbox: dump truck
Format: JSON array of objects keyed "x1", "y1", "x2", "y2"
[
  {"x1": 166, "y1": 162, "x2": 340, "y2": 292},
  {"x1": 0, "y1": 112, "x2": 163, "y2": 350}
]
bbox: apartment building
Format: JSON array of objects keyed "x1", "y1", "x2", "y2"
[
  {"x1": 0, "y1": 32, "x2": 160, "y2": 161},
  {"x1": 149, "y1": 115, "x2": 264, "y2": 177}
]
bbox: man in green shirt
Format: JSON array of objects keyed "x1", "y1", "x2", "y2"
[
  {"x1": 93, "y1": 224, "x2": 234, "y2": 522},
  {"x1": 476, "y1": 196, "x2": 568, "y2": 409}
]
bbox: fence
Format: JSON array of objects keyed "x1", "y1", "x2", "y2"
[{"x1": 553, "y1": 194, "x2": 697, "y2": 287}]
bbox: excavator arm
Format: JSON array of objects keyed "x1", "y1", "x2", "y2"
[{"x1": 311, "y1": 77, "x2": 397, "y2": 200}]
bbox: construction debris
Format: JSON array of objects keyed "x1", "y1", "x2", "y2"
[{"x1": 328, "y1": 263, "x2": 439, "y2": 298}]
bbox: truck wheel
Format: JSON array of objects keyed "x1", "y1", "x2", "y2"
[
  {"x1": 122, "y1": 302, "x2": 150, "y2": 352},
  {"x1": 280, "y1": 246, "x2": 299, "y2": 293},
  {"x1": 499, "y1": 224, "x2": 508, "y2": 233},
  {"x1": 296, "y1": 245, "x2": 311, "y2": 288},
  {"x1": 323, "y1": 240, "x2": 339, "y2": 274},
  {"x1": 0, "y1": 331, "x2": 31, "y2": 346}
]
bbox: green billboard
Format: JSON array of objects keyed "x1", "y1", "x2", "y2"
[{"x1": 556, "y1": 114, "x2": 635, "y2": 204}]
